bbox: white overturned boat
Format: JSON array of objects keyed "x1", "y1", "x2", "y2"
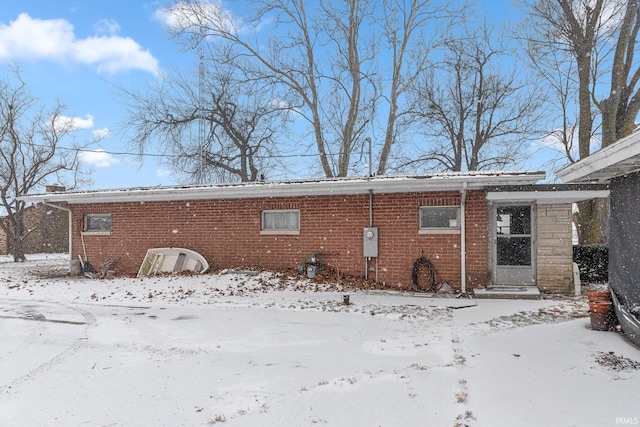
[{"x1": 137, "y1": 248, "x2": 209, "y2": 277}]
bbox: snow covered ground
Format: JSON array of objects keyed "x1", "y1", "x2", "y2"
[{"x1": 1, "y1": 254, "x2": 639, "y2": 427}]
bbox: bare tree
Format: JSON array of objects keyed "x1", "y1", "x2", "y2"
[
  {"x1": 524, "y1": 45, "x2": 587, "y2": 169},
  {"x1": 162, "y1": 0, "x2": 460, "y2": 178},
  {"x1": 520, "y1": 0, "x2": 634, "y2": 244},
  {"x1": 595, "y1": 0, "x2": 640, "y2": 147},
  {"x1": 163, "y1": 0, "x2": 376, "y2": 178},
  {"x1": 122, "y1": 49, "x2": 289, "y2": 183},
  {"x1": 375, "y1": 0, "x2": 463, "y2": 175},
  {"x1": 0, "y1": 67, "x2": 86, "y2": 261},
  {"x1": 406, "y1": 23, "x2": 543, "y2": 172}
]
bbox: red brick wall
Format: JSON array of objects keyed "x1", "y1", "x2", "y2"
[
  {"x1": 464, "y1": 190, "x2": 491, "y2": 288},
  {"x1": 70, "y1": 190, "x2": 490, "y2": 290}
]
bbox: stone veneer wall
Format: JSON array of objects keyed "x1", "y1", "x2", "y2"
[{"x1": 536, "y1": 204, "x2": 574, "y2": 294}]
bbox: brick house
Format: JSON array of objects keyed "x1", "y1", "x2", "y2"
[
  {"x1": 20, "y1": 172, "x2": 607, "y2": 294},
  {"x1": 1, "y1": 185, "x2": 69, "y2": 256}
]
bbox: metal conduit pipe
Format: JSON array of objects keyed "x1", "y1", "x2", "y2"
[
  {"x1": 366, "y1": 189, "x2": 373, "y2": 279},
  {"x1": 460, "y1": 183, "x2": 467, "y2": 294},
  {"x1": 369, "y1": 189, "x2": 373, "y2": 227},
  {"x1": 368, "y1": 189, "x2": 378, "y2": 282}
]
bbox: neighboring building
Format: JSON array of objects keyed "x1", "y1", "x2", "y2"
[
  {"x1": 1, "y1": 185, "x2": 69, "y2": 256},
  {"x1": 20, "y1": 172, "x2": 607, "y2": 294}
]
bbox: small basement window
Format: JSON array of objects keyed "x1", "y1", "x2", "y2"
[
  {"x1": 84, "y1": 214, "x2": 112, "y2": 234},
  {"x1": 261, "y1": 210, "x2": 300, "y2": 235},
  {"x1": 419, "y1": 206, "x2": 460, "y2": 234}
]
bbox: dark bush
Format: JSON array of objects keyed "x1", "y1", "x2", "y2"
[{"x1": 573, "y1": 244, "x2": 608, "y2": 284}]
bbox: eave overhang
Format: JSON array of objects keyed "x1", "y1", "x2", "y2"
[
  {"x1": 486, "y1": 184, "x2": 609, "y2": 204},
  {"x1": 556, "y1": 130, "x2": 640, "y2": 183},
  {"x1": 19, "y1": 171, "x2": 546, "y2": 205}
]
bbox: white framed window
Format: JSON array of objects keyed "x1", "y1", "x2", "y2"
[
  {"x1": 261, "y1": 210, "x2": 300, "y2": 234},
  {"x1": 419, "y1": 206, "x2": 460, "y2": 234},
  {"x1": 83, "y1": 214, "x2": 112, "y2": 234}
]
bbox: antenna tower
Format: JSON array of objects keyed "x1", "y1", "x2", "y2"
[{"x1": 197, "y1": 30, "x2": 206, "y2": 184}]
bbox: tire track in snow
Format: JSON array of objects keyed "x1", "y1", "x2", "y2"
[{"x1": 0, "y1": 303, "x2": 97, "y2": 394}]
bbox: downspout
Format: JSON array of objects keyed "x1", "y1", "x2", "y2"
[
  {"x1": 368, "y1": 136, "x2": 373, "y2": 228},
  {"x1": 460, "y1": 183, "x2": 467, "y2": 295},
  {"x1": 43, "y1": 201, "x2": 72, "y2": 262},
  {"x1": 366, "y1": 189, "x2": 372, "y2": 279}
]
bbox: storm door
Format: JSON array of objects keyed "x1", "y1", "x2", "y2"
[{"x1": 493, "y1": 205, "x2": 536, "y2": 286}]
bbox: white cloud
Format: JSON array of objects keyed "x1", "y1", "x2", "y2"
[
  {"x1": 156, "y1": 168, "x2": 172, "y2": 178},
  {"x1": 535, "y1": 129, "x2": 601, "y2": 159},
  {"x1": 93, "y1": 127, "x2": 110, "y2": 139},
  {"x1": 0, "y1": 13, "x2": 158, "y2": 75},
  {"x1": 271, "y1": 98, "x2": 290, "y2": 109},
  {"x1": 74, "y1": 35, "x2": 159, "y2": 75},
  {"x1": 154, "y1": 1, "x2": 239, "y2": 34},
  {"x1": 538, "y1": 130, "x2": 572, "y2": 150},
  {"x1": 94, "y1": 19, "x2": 120, "y2": 35},
  {"x1": 79, "y1": 149, "x2": 118, "y2": 168},
  {"x1": 271, "y1": 98, "x2": 301, "y2": 118},
  {"x1": 53, "y1": 114, "x2": 95, "y2": 132}
]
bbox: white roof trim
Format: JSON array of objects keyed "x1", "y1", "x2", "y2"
[
  {"x1": 20, "y1": 172, "x2": 546, "y2": 205},
  {"x1": 487, "y1": 189, "x2": 610, "y2": 204},
  {"x1": 556, "y1": 130, "x2": 640, "y2": 183}
]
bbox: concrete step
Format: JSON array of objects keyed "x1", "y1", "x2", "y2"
[{"x1": 473, "y1": 287, "x2": 541, "y2": 300}]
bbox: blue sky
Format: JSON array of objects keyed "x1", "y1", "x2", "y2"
[
  {"x1": 0, "y1": 0, "x2": 186, "y2": 190},
  {"x1": 1, "y1": 0, "x2": 555, "y2": 191}
]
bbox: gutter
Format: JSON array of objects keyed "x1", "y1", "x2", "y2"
[
  {"x1": 43, "y1": 201, "x2": 72, "y2": 262},
  {"x1": 18, "y1": 172, "x2": 547, "y2": 205},
  {"x1": 556, "y1": 130, "x2": 640, "y2": 183}
]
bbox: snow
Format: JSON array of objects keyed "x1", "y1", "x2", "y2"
[{"x1": 1, "y1": 254, "x2": 639, "y2": 426}]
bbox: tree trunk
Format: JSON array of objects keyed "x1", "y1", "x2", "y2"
[
  {"x1": 10, "y1": 214, "x2": 27, "y2": 262},
  {"x1": 11, "y1": 239, "x2": 26, "y2": 262},
  {"x1": 576, "y1": 199, "x2": 599, "y2": 244},
  {"x1": 597, "y1": 198, "x2": 610, "y2": 244},
  {"x1": 378, "y1": 100, "x2": 397, "y2": 175},
  {"x1": 600, "y1": 98, "x2": 618, "y2": 148}
]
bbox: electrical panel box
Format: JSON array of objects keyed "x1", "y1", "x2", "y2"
[{"x1": 363, "y1": 227, "x2": 378, "y2": 258}]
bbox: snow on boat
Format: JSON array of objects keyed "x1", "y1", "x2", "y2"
[{"x1": 137, "y1": 248, "x2": 209, "y2": 277}]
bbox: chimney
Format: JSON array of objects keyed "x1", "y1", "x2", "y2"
[{"x1": 45, "y1": 185, "x2": 66, "y2": 193}]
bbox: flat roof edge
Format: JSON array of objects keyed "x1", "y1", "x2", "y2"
[
  {"x1": 19, "y1": 172, "x2": 547, "y2": 205},
  {"x1": 486, "y1": 183, "x2": 609, "y2": 203},
  {"x1": 556, "y1": 130, "x2": 640, "y2": 183}
]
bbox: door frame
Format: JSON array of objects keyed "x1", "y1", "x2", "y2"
[{"x1": 491, "y1": 202, "x2": 537, "y2": 286}]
